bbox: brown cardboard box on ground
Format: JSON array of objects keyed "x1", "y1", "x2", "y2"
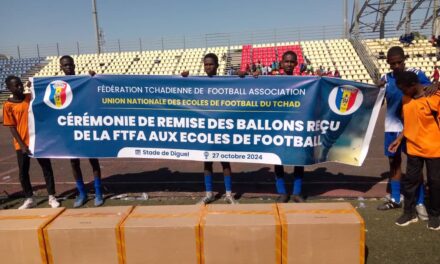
[
  {"x1": 122, "y1": 205, "x2": 202, "y2": 264},
  {"x1": 278, "y1": 202, "x2": 365, "y2": 264},
  {"x1": 0, "y1": 208, "x2": 65, "y2": 264},
  {"x1": 201, "y1": 203, "x2": 281, "y2": 264},
  {"x1": 44, "y1": 206, "x2": 133, "y2": 264}
]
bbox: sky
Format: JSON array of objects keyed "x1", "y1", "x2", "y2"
[
  {"x1": 0, "y1": 0, "x2": 433, "y2": 57},
  {"x1": 0, "y1": 0, "x2": 345, "y2": 55}
]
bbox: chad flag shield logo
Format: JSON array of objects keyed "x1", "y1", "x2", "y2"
[
  {"x1": 43, "y1": 80, "x2": 73, "y2": 110},
  {"x1": 329, "y1": 85, "x2": 363, "y2": 115}
]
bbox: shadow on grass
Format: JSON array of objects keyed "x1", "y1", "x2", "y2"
[{"x1": 4, "y1": 166, "x2": 384, "y2": 201}]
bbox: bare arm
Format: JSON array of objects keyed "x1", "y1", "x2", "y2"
[
  {"x1": 236, "y1": 70, "x2": 247, "y2": 78},
  {"x1": 252, "y1": 70, "x2": 261, "y2": 78},
  {"x1": 388, "y1": 133, "x2": 404, "y2": 153},
  {"x1": 9, "y1": 127, "x2": 31, "y2": 155},
  {"x1": 375, "y1": 79, "x2": 386, "y2": 88}
]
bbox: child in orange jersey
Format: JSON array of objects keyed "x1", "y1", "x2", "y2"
[
  {"x1": 3, "y1": 76, "x2": 59, "y2": 209},
  {"x1": 390, "y1": 71, "x2": 440, "y2": 230}
]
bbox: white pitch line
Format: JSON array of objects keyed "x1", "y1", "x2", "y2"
[
  {"x1": 0, "y1": 154, "x2": 16, "y2": 162},
  {"x1": 0, "y1": 168, "x2": 18, "y2": 178}
]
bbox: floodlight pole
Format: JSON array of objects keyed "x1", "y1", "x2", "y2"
[
  {"x1": 434, "y1": 0, "x2": 439, "y2": 36},
  {"x1": 92, "y1": 0, "x2": 101, "y2": 54},
  {"x1": 344, "y1": 0, "x2": 348, "y2": 38},
  {"x1": 379, "y1": 0, "x2": 385, "y2": 39},
  {"x1": 405, "y1": 0, "x2": 412, "y2": 34},
  {"x1": 354, "y1": 0, "x2": 360, "y2": 37}
]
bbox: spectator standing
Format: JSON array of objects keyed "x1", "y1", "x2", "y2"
[
  {"x1": 59, "y1": 55, "x2": 104, "y2": 208},
  {"x1": 432, "y1": 66, "x2": 439, "y2": 83}
]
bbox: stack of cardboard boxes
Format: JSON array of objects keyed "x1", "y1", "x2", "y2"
[
  {"x1": 122, "y1": 205, "x2": 201, "y2": 264},
  {"x1": 0, "y1": 208, "x2": 64, "y2": 264},
  {"x1": 44, "y1": 206, "x2": 133, "y2": 264},
  {"x1": 0, "y1": 202, "x2": 364, "y2": 264}
]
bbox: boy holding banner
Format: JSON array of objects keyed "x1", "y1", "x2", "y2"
[
  {"x1": 181, "y1": 53, "x2": 237, "y2": 204},
  {"x1": 3, "y1": 76, "x2": 60, "y2": 209},
  {"x1": 273, "y1": 51, "x2": 305, "y2": 203},
  {"x1": 243, "y1": 51, "x2": 305, "y2": 203},
  {"x1": 59, "y1": 55, "x2": 104, "y2": 207}
]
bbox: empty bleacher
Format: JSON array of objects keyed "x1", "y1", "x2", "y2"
[
  {"x1": 126, "y1": 51, "x2": 158, "y2": 75},
  {"x1": 5, "y1": 36, "x2": 440, "y2": 126},
  {"x1": 301, "y1": 40, "x2": 331, "y2": 72},
  {"x1": 24, "y1": 37, "x2": 440, "y2": 84},
  {"x1": 364, "y1": 37, "x2": 437, "y2": 77},
  {"x1": 0, "y1": 57, "x2": 43, "y2": 91},
  {"x1": 36, "y1": 46, "x2": 230, "y2": 77},
  {"x1": 301, "y1": 39, "x2": 372, "y2": 83},
  {"x1": 150, "y1": 49, "x2": 182, "y2": 75},
  {"x1": 175, "y1": 48, "x2": 205, "y2": 75}
]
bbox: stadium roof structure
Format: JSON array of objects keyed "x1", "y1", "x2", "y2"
[{"x1": 349, "y1": 0, "x2": 439, "y2": 38}]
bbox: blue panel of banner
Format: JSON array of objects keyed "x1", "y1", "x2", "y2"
[{"x1": 29, "y1": 75, "x2": 384, "y2": 166}]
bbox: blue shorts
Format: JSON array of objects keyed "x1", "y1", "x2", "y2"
[{"x1": 384, "y1": 132, "x2": 406, "y2": 157}]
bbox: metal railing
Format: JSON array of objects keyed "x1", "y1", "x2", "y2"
[
  {"x1": 1, "y1": 25, "x2": 346, "y2": 59},
  {"x1": 353, "y1": 19, "x2": 433, "y2": 39},
  {"x1": 1, "y1": 21, "x2": 433, "y2": 60},
  {"x1": 350, "y1": 37, "x2": 382, "y2": 81}
]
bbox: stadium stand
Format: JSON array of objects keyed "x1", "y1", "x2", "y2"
[
  {"x1": 124, "y1": 51, "x2": 159, "y2": 75},
  {"x1": 31, "y1": 37, "x2": 440, "y2": 85},
  {"x1": 175, "y1": 48, "x2": 206, "y2": 75},
  {"x1": 240, "y1": 44, "x2": 252, "y2": 71},
  {"x1": 0, "y1": 57, "x2": 46, "y2": 109},
  {"x1": 363, "y1": 37, "x2": 437, "y2": 77},
  {"x1": 301, "y1": 39, "x2": 372, "y2": 83},
  {"x1": 239, "y1": 43, "x2": 304, "y2": 75},
  {"x1": 0, "y1": 57, "x2": 43, "y2": 91},
  {"x1": 36, "y1": 46, "x2": 229, "y2": 77},
  {"x1": 301, "y1": 40, "x2": 331, "y2": 73},
  {"x1": 237, "y1": 39, "x2": 371, "y2": 82},
  {"x1": 150, "y1": 49, "x2": 182, "y2": 75}
]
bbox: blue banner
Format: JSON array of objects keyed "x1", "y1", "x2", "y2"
[{"x1": 29, "y1": 75, "x2": 384, "y2": 166}]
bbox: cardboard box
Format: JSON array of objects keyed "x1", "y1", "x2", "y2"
[
  {"x1": 278, "y1": 202, "x2": 365, "y2": 264},
  {"x1": 201, "y1": 204, "x2": 281, "y2": 264},
  {"x1": 44, "y1": 206, "x2": 133, "y2": 264},
  {"x1": 0, "y1": 208, "x2": 65, "y2": 264},
  {"x1": 122, "y1": 205, "x2": 202, "y2": 264}
]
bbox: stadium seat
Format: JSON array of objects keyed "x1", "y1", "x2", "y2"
[{"x1": 363, "y1": 37, "x2": 437, "y2": 77}]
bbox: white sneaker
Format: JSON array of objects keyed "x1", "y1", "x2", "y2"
[
  {"x1": 197, "y1": 194, "x2": 215, "y2": 205},
  {"x1": 385, "y1": 194, "x2": 404, "y2": 202},
  {"x1": 18, "y1": 198, "x2": 35, "y2": 210},
  {"x1": 48, "y1": 195, "x2": 60, "y2": 208},
  {"x1": 416, "y1": 204, "x2": 429, "y2": 221},
  {"x1": 224, "y1": 195, "x2": 238, "y2": 204}
]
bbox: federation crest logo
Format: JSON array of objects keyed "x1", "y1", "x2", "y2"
[
  {"x1": 328, "y1": 85, "x2": 363, "y2": 115},
  {"x1": 43, "y1": 80, "x2": 73, "y2": 109}
]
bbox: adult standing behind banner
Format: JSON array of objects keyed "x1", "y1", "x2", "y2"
[
  {"x1": 181, "y1": 53, "x2": 238, "y2": 205},
  {"x1": 240, "y1": 51, "x2": 305, "y2": 203},
  {"x1": 59, "y1": 55, "x2": 104, "y2": 207}
]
